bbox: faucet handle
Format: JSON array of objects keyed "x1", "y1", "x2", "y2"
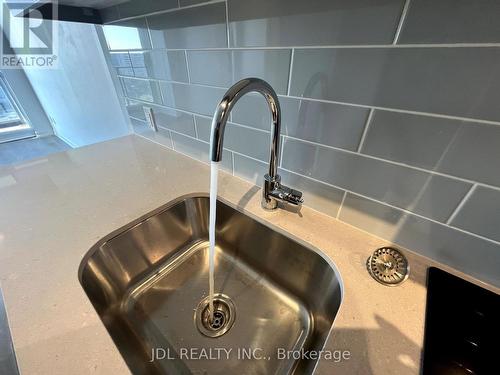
[{"x1": 271, "y1": 184, "x2": 304, "y2": 206}]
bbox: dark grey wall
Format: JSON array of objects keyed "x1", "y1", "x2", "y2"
[{"x1": 100, "y1": 0, "x2": 500, "y2": 287}]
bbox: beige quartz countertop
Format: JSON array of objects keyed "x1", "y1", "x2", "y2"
[{"x1": 0, "y1": 135, "x2": 496, "y2": 374}]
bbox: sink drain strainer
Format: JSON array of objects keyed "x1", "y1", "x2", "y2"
[
  {"x1": 367, "y1": 247, "x2": 409, "y2": 286},
  {"x1": 195, "y1": 294, "x2": 235, "y2": 338}
]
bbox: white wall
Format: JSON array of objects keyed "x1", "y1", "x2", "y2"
[{"x1": 19, "y1": 21, "x2": 130, "y2": 147}]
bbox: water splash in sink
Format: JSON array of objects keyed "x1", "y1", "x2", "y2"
[{"x1": 208, "y1": 161, "x2": 219, "y2": 323}]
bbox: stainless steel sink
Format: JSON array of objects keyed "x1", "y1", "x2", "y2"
[{"x1": 79, "y1": 195, "x2": 343, "y2": 375}]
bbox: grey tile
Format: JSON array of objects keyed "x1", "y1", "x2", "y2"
[
  {"x1": 436, "y1": 123, "x2": 500, "y2": 187},
  {"x1": 103, "y1": 0, "x2": 178, "y2": 23},
  {"x1": 228, "y1": 0, "x2": 406, "y2": 47},
  {"x1": 233, "y1": 95, "x2": 368, "y2": 150},
  {"x1": 180, "y1": 0, "x2": 211, "y2": 6},
  {"x1": 231, "y1": 50, "x2": 290, "y2": 94},
  {"x1": 109, "y1": 52, "x2": 131, "y2": 67},
  {"x1": 126, "y1": 100, "x2": 147, "y2": 120},
  {"x1": 281, "y1": 137, "x2": 471, "y2": 222},
  {"x1": 194, "y1": 115, "x2": 211, "y2": 142},
  {"x1": 361, "y1": 110, "x2": 461, "y2": 170},
  {"x1": 290, "y1": 47, "x2": 500, "y2": 122},
  {"x1": 102, "y1": 18, "x2": 151, "y2": 50},
  {"x1": 187, "y1": 50, "x2": 233, "y2": 87},
  {"x1": 195, "y1": 116, "x2": 270, "y2": 161},
  {"x1": 130, "y1": 117, "x2": 173, "y2": 149},
  {"x1": 159, "y1": 82, "x2": 226, "y2": 115},
  {"x1": 362, "y1": 111, "x2": 500, "y2": 187},
  {"x1": 171, "y1": 132, "x2": 233, "y2": 172},
  {"x1": 149, "y1": 105, "x2": 196, "y2": 136},
  {"x1": 117, "y1": 67, "x2": 135, "y2": 76},
  {"x1": 233, "y1": 153, "x2": 345, "y2": 217},
  {"x1": 399, "y1": 0, "x2": 500, "y2": 44},
  {"x1": 148, "y1": 2, "x2": 227, "y2": 49},
  {"x1": 129, "y1": 50, "x2": 188, "y2": 82},
  {"x1": 128, "y1": 100, "x2": 195, "y2": 136},
  {"x1": 122, "y1": 77, "x2": 162, "y2": 103},
  {"x1": 188, "y1": 50, "x2": 291, "y2": 92},
  {"x1": 450, "y1": 186, "x2": 500, "y2": 242},
  {"x1": 132, "y1": 67, "x2": 148, "y2": 78},
  {"x1": 339, "y1": 193, "x2": 500, "y2": 288}
]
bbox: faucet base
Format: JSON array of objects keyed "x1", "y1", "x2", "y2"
[
  {"x1": 261, "y1": 198, "x2": 278, "y2": 210},
  {"x1": 262, "y1": 174, "x2": 280, "y2": 210}
]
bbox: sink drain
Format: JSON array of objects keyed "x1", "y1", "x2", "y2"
[
  {"x1": 195, "y1": 294, "x2": 235, "y2": 338},
  {"x1": 367, "y1": 247, "x2": 409, "y2": 286}
]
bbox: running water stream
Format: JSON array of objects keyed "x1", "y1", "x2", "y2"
[{"x1": 208, "y1": 161, "x2": 219, "y2": 323}]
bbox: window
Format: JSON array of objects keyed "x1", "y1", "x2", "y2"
[{"x1": 0, "y1": 72, "x2": 34, "y2": 142}]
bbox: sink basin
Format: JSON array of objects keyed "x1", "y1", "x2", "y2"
[{"x1": 79, "y1": 195, "x2": 343, "y2": 374}]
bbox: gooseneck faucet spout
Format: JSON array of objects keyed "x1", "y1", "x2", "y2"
[{"x1": 210, "y1": 78, "x2": 303, "y2": 210}]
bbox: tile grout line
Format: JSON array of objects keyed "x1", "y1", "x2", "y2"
[
  {"x1": 124, "y1": 95, "x2": 500, "y2": 194},
  {"x1": 105, "y1": 43, "x2": 500, "y2": 51},
  {"x1": 143, "y1": 17, "x2": 155, "y2": 50},
  {"x1": 336, "y1": 191, "x2": 348, "y2": 219},
  {"x1": 118, "y1": 74, "x2": 500, "y2": 127},
  {"x1": 279, "y1": 135, "x2": 285, "y2": 167},
  {"x1": 106, "y1": 0, "x2": 226, "y2": 24},
  {"x1": 446, "y1": 184, "x2": 477, "y2": 225},
  {"x1": 393, "y1": 0, "x2": 412, "y2": 45},
  {"x1": 184, "y1": 50, "x2": 192, "y2": 83},
  {"x1": 193, "y1": 114, "x2": 199, "y2": 138},
  {"x1": 225, "y1": 0, "x2": 230, "y2": 48},
  {"x1": 356, "y1": 108, "x2": 374, "y2": 152},
  {"x1": 286, "y1": 48, "x2": 295, "y2": 96}
]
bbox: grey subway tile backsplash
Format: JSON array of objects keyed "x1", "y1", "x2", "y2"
[
  {"x1": 290, "y1": 47, "x2": 500, "y2": 122},
  {"x1": 160, "y1": 82, "x2": 226, "y2": 115},
  {"x1": 233, "y1": 154, "x2": 345, "y2": 217},
  {"x1": 232, "y1": 95, "x2": 369, "y2": 150},
  {"x1": 281, "y1": 137, "x2": 471, "y2": 222},
  {"x1": 121, "y1": 77, "x2": 162, "y2": 103},
  {"x1": 128, "y1": 100, "x2": 196, "y2": 136},
  {"x1": 130, "y1": 117, "x2": 174, "y2": 149},
  {"x1": 434, "y1": 123, "x2": 500, "y2": 188},
  {"x1": 195, "y1": 116, "x2": 270, "y2": 162},
  {"x1": 101, "y1": 0, "x2": 178, "y2": 23},
  {"x1": 228, "y1": 0, "x2": 406, "y2": 47},
  {"x1": 151, "y1": 105, "x2": 196, "y2": 136},
  {"x1": 187, "y1": 49, "x2": 291, "y2": 94},
  {"x1": 126, "y1": 100, "x2": 147, "y2": 120},
  {"x1": 129, "y1": 50, "x2": 189, "y2": 82},
  {"x1": 180, "y1": 0, "x2": 212, "y2": 7},
  {"x1": 361, "y1": 110, "x2": 463, "y2": 170},
  {"x1": 147, "y1": 2, "x2": 227, "y2": 49},
  {"x1": 187, "y1": 51, "x2": 233, "y2": 87},
  {"x1": 362, "y1": 111, "x2": 500, "y2": 187},
  {"x1": 450, "y1": 186, "x2": 500, "y2": 243},
  {"x1": 105, "y1": 0, "x2": 500, "y2": 285},
  {"x1": 110, "y1": 52, "x2": 131, "y2": 67},
  {"x1": 399, "y1": 0, "x2": 500, "y2": 44},
  {"x1": 171, "y1": 132, "x2": 233, "y2": 172},
  {"x1": 339, "y1": 193, "x2": 500, "y2": 287}
]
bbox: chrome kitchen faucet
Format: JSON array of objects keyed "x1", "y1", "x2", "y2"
[{"x1": 209, "y1": 77, "x2": 303, "y2": 210}]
